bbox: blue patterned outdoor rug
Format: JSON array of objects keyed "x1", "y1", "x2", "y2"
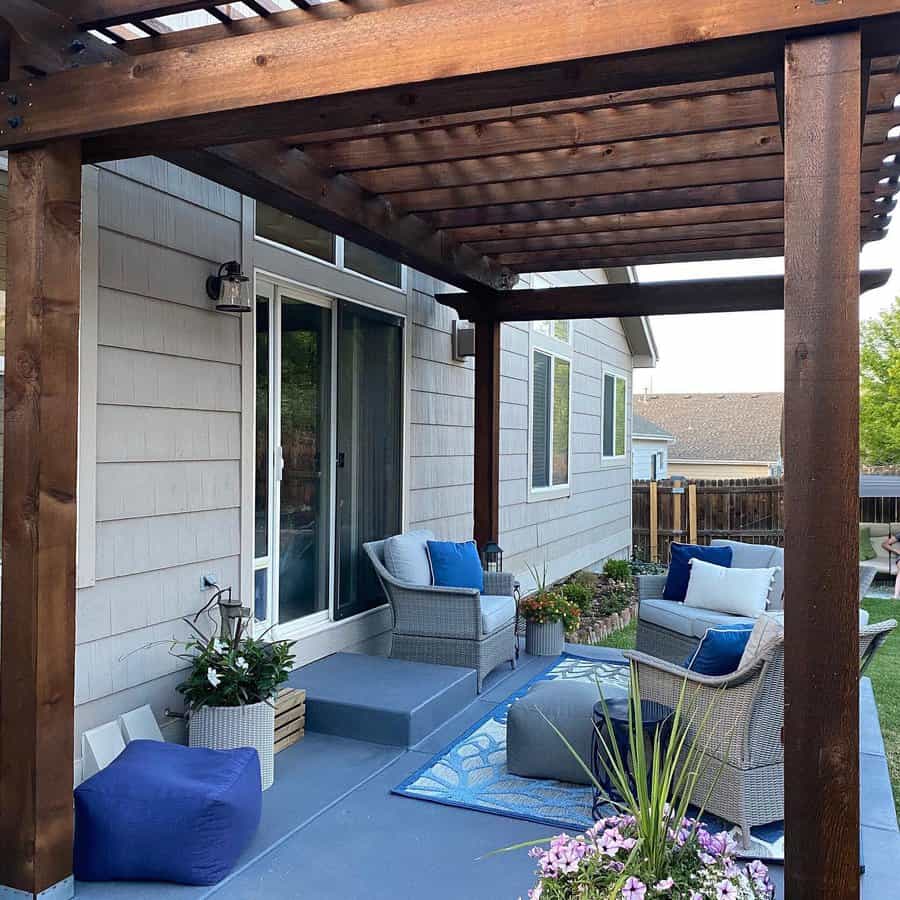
[{"x1": 393, "y1": 652, "x2": 785, "y2": 862}]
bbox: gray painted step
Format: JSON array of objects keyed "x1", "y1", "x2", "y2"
[{"x1": 289, "y1": 653, "x2": 478, "y2": 747}]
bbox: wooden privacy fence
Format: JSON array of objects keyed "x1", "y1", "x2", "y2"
[{"x1": 633, "y1": 477, "x2": 784, "y2": 563}]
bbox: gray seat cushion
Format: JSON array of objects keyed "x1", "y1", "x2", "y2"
[
  {"x1": 383, "y1": 529, "x2": 435, "y2": 586},
  {"x1": 480, "y1": 594, "x2": 515, "y2": 635},
  {"x1": 639, "y1": 597, "x2": 754, "y2": 639},
  {"x1": 507, "y1": 680, "x2": 627, "y2": 785}
]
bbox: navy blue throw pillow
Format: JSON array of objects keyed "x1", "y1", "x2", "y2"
[
  {"x1": 684, "y1": 624, "x2": 754, "y2": 676},
  {"x1": 663, "y1": 543, "x2": 732, "y2": 602},
  {"x1": 426, "y1": 540, "x2": 484, "y2": 591}
]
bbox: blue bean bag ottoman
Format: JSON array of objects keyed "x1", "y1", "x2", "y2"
[{"x1": 74, "y1": 739, "x2": 262, "y2": 885}]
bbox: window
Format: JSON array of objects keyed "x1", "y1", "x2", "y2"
[
  {"x1": 256, "y1": 201, "x2": 335, "y2": 263},
  {"x1": 531, "y1": 349, "x2": 571, "y2": 490},
  {"x1": 255, "y1": 202, "x2": 404, "y2": 288},
  {"x1": 344, "y1": 240, "x2": 402, "y2": 288},
  {"x1": 533, "y1": 320, "x2": 571, "y2": 342},
  {"x1": 603, "y1": 373, "x2": 627, "y2": 458}
]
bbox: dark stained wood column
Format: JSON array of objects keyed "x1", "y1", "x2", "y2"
[
  {"x1": 0, "y1": 140, "x2": 82, "y2": 897},
  {"x1": 473, "y1": 319, "x2": 501, "y2": 550},
  {"x1": 783, "y1": 31, "x2": 861, "y2": 900}
]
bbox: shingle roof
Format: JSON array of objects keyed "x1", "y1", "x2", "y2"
[
  {"x1": 632, "y1": 413, "x2": 674, "y2": 441},
  {"x1": 634, "y1": 393, "x2": 783, "y2": 462}
]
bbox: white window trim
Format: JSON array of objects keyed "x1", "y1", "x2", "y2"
[
  {"x1": 531, "y1": 318, "x2": 572, "y2": 345},
  {"x1": 527, "y1": 336, "x2": 573, "y2": 502},
  {"x1": 253, "y1": 202, "x2": 407, "y2": 293},
  {"x1": 602, "y1": 370, "x2": 629, "y2": 463}
]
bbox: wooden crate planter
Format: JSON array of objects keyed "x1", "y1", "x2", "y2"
[{"x1": 274, "y1": 688, "x2": 306, "y2": 754}]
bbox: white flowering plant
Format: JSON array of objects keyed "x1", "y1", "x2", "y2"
[{"x1": 174, "y1": 617, "x2": 295, "y2": 709}]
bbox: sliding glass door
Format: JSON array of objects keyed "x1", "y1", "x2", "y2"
[
  {"x1": 334, "y1": 302, "x2": 404, "y2": 620},
  {"x1": 254, "y1": 280, "x2": 404, "y2": 632}
]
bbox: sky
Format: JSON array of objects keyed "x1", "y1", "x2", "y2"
[{"x1": 632, "y1": 220, "x2": 900, "y2": 395}]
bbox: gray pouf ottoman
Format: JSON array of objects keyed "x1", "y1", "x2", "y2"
[{"x1": 507, "y1": 680, "x2": 627, "y2": 785}]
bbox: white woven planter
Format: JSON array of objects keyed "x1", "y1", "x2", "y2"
[
  {"x1": 525, "y1": 619, "x2": 565, "y2": 656},
  {"x1": 189, "y1": 699, "x2": 275, "y2": 790}
]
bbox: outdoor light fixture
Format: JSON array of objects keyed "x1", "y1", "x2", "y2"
[
  {"x1": 481, "y1": 541, "x2": 503, "y2": 573},
  {"x1": 206, "y1": 260, "x2": 251, "y2": 313}
]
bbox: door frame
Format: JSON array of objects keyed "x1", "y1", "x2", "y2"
[{"x1": 248, "y1": 267, "x2": 409, "y2": 645}]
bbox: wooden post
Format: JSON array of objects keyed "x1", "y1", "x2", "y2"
[
  {"x1": 0, "y1": 141, "x2": 82, "y2": 898},
  {"x1": 783, "y1": 31, "x2": 861, "y2": 900},
  {"x1": 649, "y1": 480, "x2": 659, "y2": 562},
  {"x1": 688, "y1": 483, "x2": 698, "y2": 544},
  {"x1": 672, "y1": 478, "x2": 682, "y2": 543},
  {"x1": 473, "y1": 319, "x2": 501, "y2": 549}
]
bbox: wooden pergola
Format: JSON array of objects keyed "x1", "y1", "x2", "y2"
[{"x1": 1, "y1": 2, "x2": 899, "y2": 898}]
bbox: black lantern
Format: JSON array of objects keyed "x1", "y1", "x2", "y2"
[
  {"x1": 207, "y1": 260, "x2": 251, "y2": 313},
  {"x1": 481, "y1": 541, "x2": 503, "y2": 572}
]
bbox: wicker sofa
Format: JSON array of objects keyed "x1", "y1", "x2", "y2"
[
  {"x1": 363, "y1": 537, "x2": 516, "y2": 692},
  {"x1": 635, "y1": 539, "x2": 784, "y2": 663}
]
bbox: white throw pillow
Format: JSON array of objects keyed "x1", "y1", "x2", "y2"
[
  {"x1": 683, "y1": 557, "x2": 778, "y2": 619},
  {"x1": 383, "y1": 529, "x2": 435, "y2": 586}
]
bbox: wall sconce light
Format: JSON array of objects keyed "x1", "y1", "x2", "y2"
[{"x1": 206, "y1": 260, "x2": 251, "y2": 313}]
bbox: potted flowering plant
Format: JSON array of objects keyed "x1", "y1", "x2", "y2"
[
  {"x1": 175, "y1": 613, "x2": 294, "y2": 791},
  {"x1": 521, "y1": 565, "x2": 580, "y2": 656},
  {"x1": 519, "y1": 669, "x2": 775, "y2": 899}
]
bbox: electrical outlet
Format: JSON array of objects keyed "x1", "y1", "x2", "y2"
[{"x1": 201, "y1": 573, "x2": 219, "y2": 590}]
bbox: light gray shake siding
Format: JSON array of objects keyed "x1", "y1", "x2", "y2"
[{"x1": 63, "y1": 157, "x2": 643, "y2": 772}]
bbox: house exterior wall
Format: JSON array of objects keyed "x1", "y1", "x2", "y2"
[
  {"x1": 63, "y1": 158, "x2": 639, "y2": 770},
  {"x1": 669, "y1": 461, "x2": 773, "y2": 479},
  {"x1": 632, "y1": 438, "x2": 669, "y2": 480}
]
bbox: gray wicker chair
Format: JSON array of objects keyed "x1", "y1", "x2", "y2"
[
  {"x1": 626, "y1": 615, "x2": 897, "y2": 847},
  {"x1": 363, "y1": 539, "x2": 516, "y2": 692},
  {"x1": 624, "y1": 635, "x2": 785, "y2": 849}
]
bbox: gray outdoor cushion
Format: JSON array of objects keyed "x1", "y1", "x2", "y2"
[
  {"x1": 480, "y1": 595, "x2": 515, "y2": 635},
  {"x1": 383, "y1": 530, "x2": 435, "y2": 586},
  {"x1": 711, "y1": 539, "x2": 784, "y2": 610},
  {"x1": 639, "y1": 597, "x2": 754, "y2": 639},
  {"x1": 507, "y1": 680, "x2": 625, "y2": 785}
]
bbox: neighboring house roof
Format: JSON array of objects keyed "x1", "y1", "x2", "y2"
[
  {"x1": 634, "y1": 392, "x2": 783, "y2": 463},
  {"x1": 860, "y1": 474, "x2": 900, "y2": 498},
  {"x1": 632, "y1": 412, "x2": 674, "y2": 442}
]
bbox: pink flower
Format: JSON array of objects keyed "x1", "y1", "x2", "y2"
[
  {"x1": 747, "y1": 860, "x2": 769, "y2": 881},
  {"x1": 716, "y1": 880, "x2": 737, "y2": 900},
  {"x1": 654, "y1": 878, "x2": 674, "y2": 892},
  {"x1": 528, "y1": 884, "x2": 542, "y2": 900},
  {"x1": 622, "y1": 877, "x2": 647, "y2": 900}
]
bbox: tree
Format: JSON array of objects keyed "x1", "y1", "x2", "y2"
[{"x1": 860, "y1": 298, "x2": 900, "y2": 465}]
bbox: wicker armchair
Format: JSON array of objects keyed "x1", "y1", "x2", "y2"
[
  {"x1": 625, "y1": 617, "x2": 897, "y2": 847},
  {"x1": 624, "y1": 636, "x2": 785, "y2": 848},
  {"x1": 363, "y1": 539, "x2": 516, "y2": 692}
]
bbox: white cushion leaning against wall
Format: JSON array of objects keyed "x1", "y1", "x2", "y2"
[
  {"x1": 683, "y1": 557, "x2": 779, "y2": 619},
  {"x1": 383, "y1": 529, "x2": 435, "y2": 586}
]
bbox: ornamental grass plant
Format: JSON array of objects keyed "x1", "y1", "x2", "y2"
[{"x1": 510, "y1": 667, "x2": 774, "y2": 900}]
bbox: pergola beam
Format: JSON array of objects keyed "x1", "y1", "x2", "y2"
[
  {"x1": 0, "y1": 0, "x2": 121, "y2": 78},
  {"x1": 1, "y1": 0, "x2": 899, "y2": 157},
  {"x1": 438, "y1": 271, "x2": 891, "y2": 322},
  {"x1": 166, "y1": 142, "x2": 515, "y2": 292}
]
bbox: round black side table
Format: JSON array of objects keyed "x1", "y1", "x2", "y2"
[{"x1": 590, "y1": 697, "x2": 674, "y2": 820}]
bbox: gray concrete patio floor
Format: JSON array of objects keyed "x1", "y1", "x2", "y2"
[{"x1": 74, "y1": 645, "x2": 899, "y2": 899}]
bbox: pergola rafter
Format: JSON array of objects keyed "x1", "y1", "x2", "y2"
[{"x1": 1, "y1": 3, "x2": 899, "y2": 899}]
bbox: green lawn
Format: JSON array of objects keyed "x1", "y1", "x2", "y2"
[{"x1": 592, "y1": 601, "x2": 900, "y2": 817}]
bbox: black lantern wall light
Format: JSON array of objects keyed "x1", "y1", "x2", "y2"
[{"x1": 207, "y1": 260, "x2": 251, "y2": 313}]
